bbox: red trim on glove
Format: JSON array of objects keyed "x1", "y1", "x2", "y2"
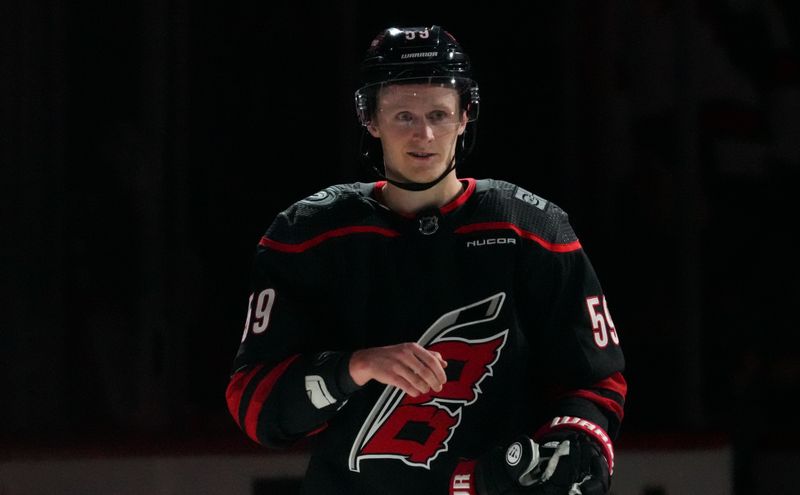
[
  {"x1": 534, "y1": 416, "x2": 615, "y2": 475},
  {"x1": 450, "y1": 459, "x2": 478, "y2": 495}
]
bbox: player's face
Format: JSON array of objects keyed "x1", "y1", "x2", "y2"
[{"x1": 368, "y1": 84, "x2": 467, "y2": 185}]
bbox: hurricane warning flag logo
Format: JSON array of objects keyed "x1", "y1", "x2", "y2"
[{"x1": 349, "y1": 293, "x2": 508, "y2": 471}]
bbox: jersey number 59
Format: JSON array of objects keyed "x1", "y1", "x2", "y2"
[
  {"x1": 586, "y1": 295, "x2": 619, "y2": 348},
  {"x1": 241, "y1": 288, "x2": 276, "y2": 342}
]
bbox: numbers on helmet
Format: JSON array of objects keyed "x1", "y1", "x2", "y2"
[{"x1": 404, "y1": 28, "x2": 429, "y2": 40}]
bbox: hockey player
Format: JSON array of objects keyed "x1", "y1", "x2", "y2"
[{"x1": 225, "y1": 25, "x2": 626, "y2": 495}]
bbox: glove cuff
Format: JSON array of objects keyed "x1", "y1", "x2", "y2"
[
  {"x1": 304, "y1": 351, "x2": 361, "y2": 409},
  {"x1": 534, "y1": 416, "x2": 615, "y2": 475},
  {"x1": 450, "y1": 459, "x2": 478, "y2": 495}
]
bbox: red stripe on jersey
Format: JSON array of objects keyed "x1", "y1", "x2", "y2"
[
  {"x1": 306, "y1": 423, "x2": 329, "y2": 437},
  {"x1": 454, "y1": 222, "x2": 582, "y2": 252},
  {"x1": 243, "y1": 354, "x2": 301, "y2": 444},
  {"x1": 562, "y1": 372, "x2": 627, "y2": 421},
  {"x1": 226, "y1": 364, "x2": 266, "y2": 427},
  {"x1": 596, "y1": 372, "x2": 628, "y2": 398},
  {"x1": 440, "y1": 178, "x2": 476, "y2": 214},
  {"x1": 260, "y1": 226, "x2": 401, "y2": 253},
  {"x1": 568, "y1": 390, "x2": 625, "y2": 421}
]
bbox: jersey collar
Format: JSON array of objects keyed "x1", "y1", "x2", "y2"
[{"x1": 372, "y1": 178, "x2": 476, "y2": 219}]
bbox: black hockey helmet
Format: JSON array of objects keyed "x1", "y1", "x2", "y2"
[
  {"x1": 355, "y1": 26, "x2": 480, "y2": 191},
  {"x1": 356, "y1": 26, "x2": 480, "y2": 124}
]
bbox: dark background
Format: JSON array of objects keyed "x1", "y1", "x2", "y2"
[{"x1": 2, "y1": 1, "x2": 799, "y2": 493}]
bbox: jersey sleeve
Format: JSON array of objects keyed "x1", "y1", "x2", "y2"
[
  {"x1": 225, "y1": 210, "x2": 361, "y2": 448},
  {"x1": 519, "y1": 205, "x2": 627, "y2": 440}
]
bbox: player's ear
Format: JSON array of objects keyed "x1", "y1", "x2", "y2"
[
  {"x1": 367, "y1": 122, "x2": 381, "y2": 138},
  {"x1": 457, "y1": 110, "x2": 468, "y2": 136}
]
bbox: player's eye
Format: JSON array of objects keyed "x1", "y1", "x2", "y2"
[
  {"x1": 395, "y1": 111, "x2": 414, "y2": 123},
  {"x1": 428, "y1": 110, "x2": 449, "y2": 123}
]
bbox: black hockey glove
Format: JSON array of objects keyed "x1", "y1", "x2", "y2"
[
  {"x1": 526, "y1": 430, "x2": 609, "y2": 495},
  {"x1": 530, "y1": 416, "x2": 614, "y2": 495},
  {"x1": 450, "y1": 418, "x2": 612, "y2": 495}
]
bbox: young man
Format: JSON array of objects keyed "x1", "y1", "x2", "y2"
[{"x1": 226, "y1": 25, "x2": 626, "y2": 495}]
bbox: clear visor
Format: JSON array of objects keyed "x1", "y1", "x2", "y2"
[{"x1": 355, "y1": 76, "x2": 478, "y2": 130}]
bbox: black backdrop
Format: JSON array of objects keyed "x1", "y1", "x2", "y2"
[{"x1": 3, "y1": 1, "x2": 799, "y2": 491}]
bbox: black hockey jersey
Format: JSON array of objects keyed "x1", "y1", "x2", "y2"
[{"x1": 226, "y1": 178, "x2": 626, "y2": 495}]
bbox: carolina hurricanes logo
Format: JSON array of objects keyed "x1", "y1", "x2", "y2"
[{"x1": 348, "y1": 293, "x2": 508, "y2": 472}]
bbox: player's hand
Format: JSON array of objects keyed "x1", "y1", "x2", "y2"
[
  {"x1": 348, "y1": 342, "x2": 448, "y2": 397},
  {"x1": 451, "y1": 432, "x2": 609, "y2": 495}
]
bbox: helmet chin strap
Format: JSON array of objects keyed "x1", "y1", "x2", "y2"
[{"x1": 374, "y1": 153, "x2": 457, "y2": 192}]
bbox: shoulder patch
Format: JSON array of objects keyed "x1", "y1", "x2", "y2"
[
  {"x1": 300, "y1": 186, "x2": 339, "y2": 206},
  {"x1": 513, "y1": 187, "x2": 548, "y2": 211}
]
